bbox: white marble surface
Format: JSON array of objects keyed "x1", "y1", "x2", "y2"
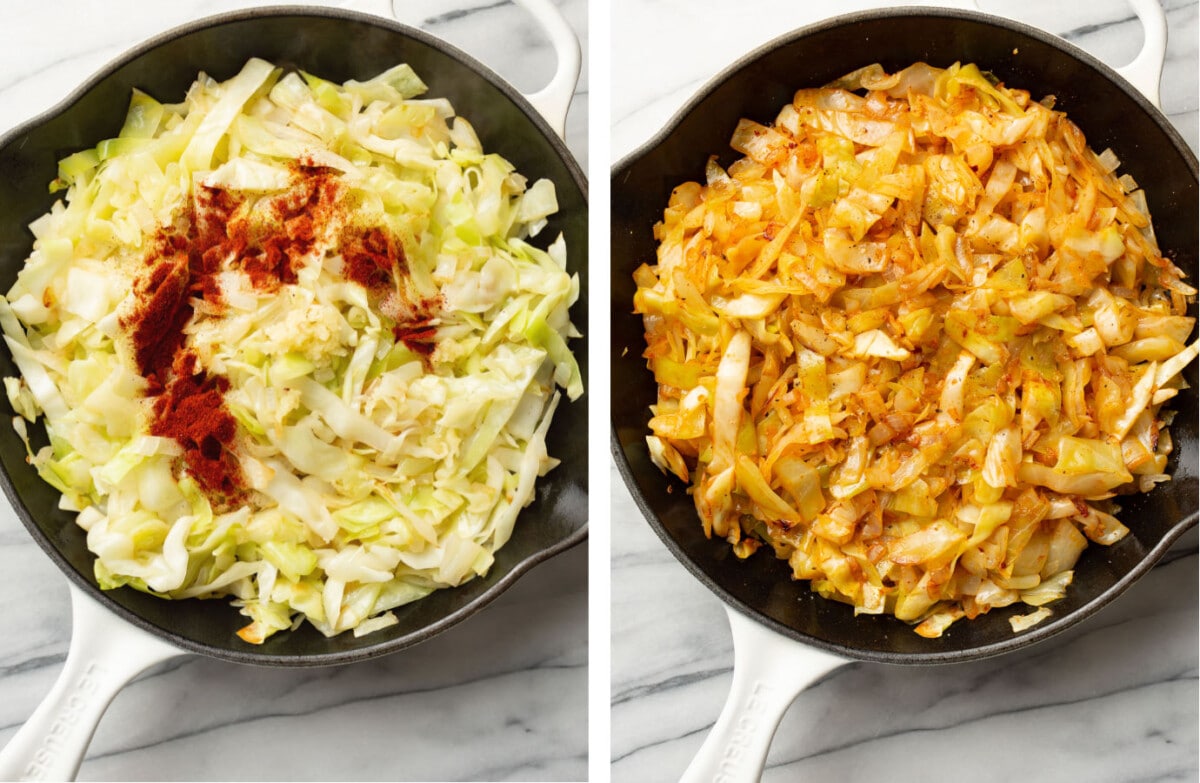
[
  {"x1": 610, "y1": 1, "x2": 1199, "y2": 781},
  {"x1": 0, "y1": 1, "x2": 588, "y2": 781}
]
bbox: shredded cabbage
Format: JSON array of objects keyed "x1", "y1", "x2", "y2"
[
  {"x1": 635, "y1": 62, "x2": 1195, "y2": 638},
  {"x1": 2, "y1": 59, "x2": 582, "y2": 643}
]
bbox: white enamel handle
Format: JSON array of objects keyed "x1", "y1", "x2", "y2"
[
  {"x1": 0, "y1": 583, "x2": 185, "y2": 781},
  {"x1": 680, "y1": 607, "x2": 849, "y2": 783},
  {"x1": 514, "y1": 0, "x2": 583, "y2": 137},
  {"x1": 934, "y1": 0, "x2": 1166, "y2": 107},
  {"x1": 1114, "y1": 0, "x2": 1166, "y2": 108},
  {"x1": 342, "y1": 0, "x2": 581, "y2": 137}
]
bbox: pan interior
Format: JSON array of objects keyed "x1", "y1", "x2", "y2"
[
  {"x1": 611, "y1": 10, "x2": 1197, "y2": 663},
  {"x1": 0, "y1": 9, "x2": 588, "y2": 665}
]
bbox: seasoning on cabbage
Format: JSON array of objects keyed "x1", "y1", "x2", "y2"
[
  {"x1": 1, "y1": 58, "x2": 582, "y2": 643},
  {"x1": 634, "y1": 62, "x2": 1196, "y2": 637}
]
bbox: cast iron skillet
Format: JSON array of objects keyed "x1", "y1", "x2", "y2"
[
  {"x1": 0, "y1": 3, "x2": 586, "y2": 779},
  {"x1": 612, "y1": 5, "x2": 1195, "y2": 780}
]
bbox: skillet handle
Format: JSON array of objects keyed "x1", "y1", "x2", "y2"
[
  {"x1": 929, "y1": 0, "x2": 1166, "y2": 108},
  {"x1": 339, "y1": 0, "x2": 581, "y2": 138},
  {"x1": 0, "y1": 583, "x2": 184, "y2": 781},
  {"x1": 1115, "y1": 0, "x2": 1166, "y2": 108},
  {"x1": 510, "y1": 0, "x2": 583, "y2": 138},
  {"x1": 680, "y1": 607, "x2": 849, "y2": 783}
]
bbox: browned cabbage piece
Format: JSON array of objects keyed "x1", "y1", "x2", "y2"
[{"x1": 634, "y1": 62, "x2": 1198, "y2": 637}]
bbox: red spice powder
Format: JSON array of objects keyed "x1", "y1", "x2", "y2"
[
  {"x1": 393, "y1": 321, "x2": 438, "y2": 358},
  {"x1": 342, "y1": 226, "x2": 407, "y2": 291},
  {"x1": 149, "y1": 351, "x2": 244, "y2": 500},
  {"x1": 121, "y1": 163, "x2": 435, "y2": 501},
  {"x1": 239, "y1": 164, "x2": 341, "y2": 292},
  {"x1": 341, "y1": 225, "x2": 439, "y2": 358},
  {"x1": 189, "y1": 186, "x2": 244, "y2": 306},
  {"x1": 125, "y1": 250, "x2": 191, "y2": 391},
  {"x1": 123, "y1": 186, "x2": 248, "y2": 496}
]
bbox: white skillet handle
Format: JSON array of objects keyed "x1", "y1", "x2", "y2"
[
  {"x1": 0, "y1": 583, "x2": 184, "y2": 781},
  {"x1": 341, "y1": 0, "x2": 581, "y2": 137},
  {"x1": 681, "y1": 607, "x2": 849, "y2": 783},
  {"x1": 933, "y1": 0, "x2": 1166, "y2": 108},
  {"x1": 512, "y1": 0, "x2": 582, "y2": 137},
  {"x1": 1115, "y1": 0, "x2": 1166, "y2": 108}
]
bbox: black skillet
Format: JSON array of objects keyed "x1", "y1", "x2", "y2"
[
  {"x1": 0, "y1": 4, "x2": 587, "y2": 779},
  {"x1": 611, "y1": 6, "x2": 1196, "y2": 780}
]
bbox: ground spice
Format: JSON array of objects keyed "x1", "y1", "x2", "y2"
[
  {"x1": 149, "y1": 351, "x2": 244, "y2": 500},
  {"x1": 341, "y1": 225, "x2": 440, "y2": 358},
  {"x1": 392, "y1": 322, "x2": 439, "y2": 358},
  {"x1": 124, "y1": 186, "x2": 248, "y2": 497},
  {"x1": 239, "y1": 164, "x2": 341, "y2": 292},
  {"x1": 341, "y1": 225, "x2": 407, "y2": 290},
  {"x1": 125, "y1": 249, "x2": 191, "y2": 390},
  {"x1": 121, "y1": 162, "x2": 436, "y2": 501},
  {"x1": 123, "y1": 186, "x2": 243, "y2": 388}
]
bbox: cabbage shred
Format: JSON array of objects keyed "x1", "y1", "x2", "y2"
[
  {"x1": 1, "y1": 59, "x2": 582, "y2": 643},
  {"x1": 635, "y1": 62, "x2": 1196, "y2": 637}
]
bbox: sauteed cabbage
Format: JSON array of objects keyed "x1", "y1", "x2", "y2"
[
  {"x1": 635, "y1": 62, "x2": 1196, "y2": 637},
  {"x1": 1, "y1": 59, "x2": 582, "y2": 643}
]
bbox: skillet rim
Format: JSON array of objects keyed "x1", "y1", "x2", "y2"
[
  {"x1": 612, "y1": 5, "x2": 1197, "y2": 176},
  {"x1": 610, "y1": 5, "x2": 1198, "y2": 665},
  {"x1": 0, "y1": 4, "x2": 589, "y2": 667}
]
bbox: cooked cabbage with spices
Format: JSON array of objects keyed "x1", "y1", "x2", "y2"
[
  {"x1": 634, "y1": 62, "x2": 1196, "y2": 637},
  {"x1": 1, "y1": 58, "x2": 582, "y2": 643}
]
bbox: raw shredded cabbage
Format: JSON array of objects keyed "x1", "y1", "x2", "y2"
[
  {"x1": 635, "y1": 62, "x2": 1195, "y2": 638},
  {"x1": 2, "y1": 59, "x2": 582, "y2": 643}
]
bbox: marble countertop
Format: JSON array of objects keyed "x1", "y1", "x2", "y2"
[
  {"x1": 0, "y1": 1, "x2": 588, "y2": 781},
  {"x1": 610, "y1": 1, "x2": 1198, "y2": 781}
]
